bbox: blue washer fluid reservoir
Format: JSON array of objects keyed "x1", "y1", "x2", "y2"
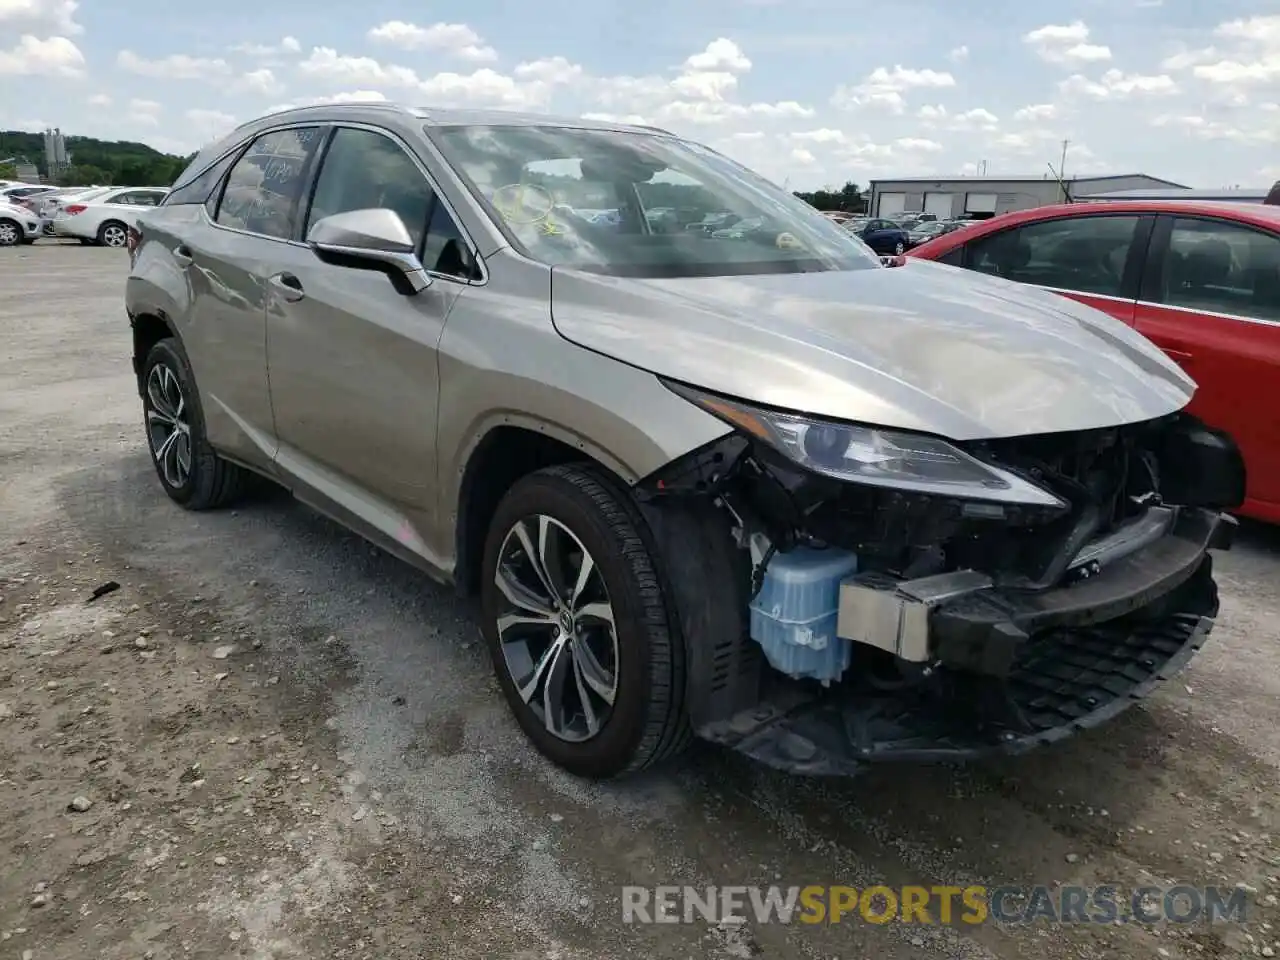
[{"x1": 748, "y1": 544, "x2": 859, "y2": 685}]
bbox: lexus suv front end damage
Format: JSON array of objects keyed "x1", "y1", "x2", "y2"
[
  {"x1": 125, "y1": 103, "x2": 1241, "y2": 780},
  {"x1": 637, "y1": 392, "x2": 1241, "y2": 776}
]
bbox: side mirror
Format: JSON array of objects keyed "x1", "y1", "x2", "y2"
[{"x1": 307, "y1": 208, "x2": 431, "y2": 293}]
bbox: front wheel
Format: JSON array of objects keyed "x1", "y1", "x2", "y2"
[
  {"x1": 141, "y1": 338, "x2": 245, "y2": 510},
  {"x1": 0, "y1": 219, "x2": 20, "y2": 247},
  {"x1": 894, "y1": 241, "x2": 905, "y2": 255},
  {"x1": 479, "y1": 465, "x2": 690, "y2": 779}
]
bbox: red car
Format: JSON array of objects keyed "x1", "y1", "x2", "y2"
[{"x1": 908, "y1": 200, "x2": 1280, "y2": 524}]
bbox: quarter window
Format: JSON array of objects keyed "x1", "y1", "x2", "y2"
[
  {"x1": 965, "y1": 215, "x2": 1142, "y2": 297},
  {"x1": 113, "y1": 190, "x2": 165, "y2": 206},
  {"x1": 305, "y1": 126, "x2": 477, "y2": 280},
  {"x1": 167, "y1": 149, "x2": 242, "y2": 207},
  {"x1": 214, "y1": 126, "x2": 323, "y2": 240},
  {"x1": 1156, "y1": 217, "x2": 1280, "y2": 323}
]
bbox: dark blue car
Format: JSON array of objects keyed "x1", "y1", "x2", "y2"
[{"x1": 851, "y1": 217, "x2": 910, "y2": 255}]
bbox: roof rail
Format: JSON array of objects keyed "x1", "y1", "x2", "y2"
[{"x1": 230, "y1": 100, "x2": 411, "y2": 132}]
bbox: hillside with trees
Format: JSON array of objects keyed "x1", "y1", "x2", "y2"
[{"x1": 0, "y1": 130, "x2": 192, "y2": 186}]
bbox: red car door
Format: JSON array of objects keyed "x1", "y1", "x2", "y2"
[{"x1": 1134, "y1": 213, "x2": 1280, "y2": 522}]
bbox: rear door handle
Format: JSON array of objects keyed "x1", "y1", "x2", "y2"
[
  {"x1": 268, "y1": 272, "x2": 305, "y2": 302},
  {"x1": 172, "y1": 245, "x2": 193, "y2": 267}
]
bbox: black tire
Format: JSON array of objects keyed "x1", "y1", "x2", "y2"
[
  {"x1": 479, "y1": 464, "x2": 690, "y2": 779},
  {"x1": 0, "y1": 218, "x2": 20, "y2": 247},
  {"x1": 97, "y1": 219, "x2": 129, "y2": 248},
  {"x1": 78, "y1": 238, "x2": 94, "y2": 246},
  {"x1": 141, "y1": 338, "x2": 245, "y2": 510}
]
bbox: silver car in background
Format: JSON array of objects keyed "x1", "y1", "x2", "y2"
[{"x1": 125, "y1": 103, "x2": 1242, "y2": 779}]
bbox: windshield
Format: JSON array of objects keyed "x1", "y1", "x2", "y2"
[{"x1": 430, "y1": 124, "x2": 881, "y2": 278}]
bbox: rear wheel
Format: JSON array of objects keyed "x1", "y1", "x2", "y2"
[
  {"x1": 98, "y1": 220, "x2": 128, "y2": 247},
  {"x1": 141, "y1": 338, "x2": 245, "y2": 510},
  {"x1": 0, "y1": 219, "x2": 20, "y2": 247},
  {"x1": 480, "y1": 465, "x2": 690, "y2": 779},
  {"x1": 894, "y1": 240, "x2": 906, "y2": 255}
]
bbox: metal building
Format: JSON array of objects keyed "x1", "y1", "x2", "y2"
[{"x1": 866, "y1": 173, "x2": 1188, "y2": 219}]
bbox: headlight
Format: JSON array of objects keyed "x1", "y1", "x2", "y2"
[{"x1": 666, "y1": 382, "x2": 1065, "y2": 508}]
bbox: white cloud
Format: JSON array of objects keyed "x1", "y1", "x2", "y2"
[
  {"x1": 0, "y1": 0, "x2": 80, "y2": 34},
  {"x1": 0, "y1": 34, "x2": 84, "y2": 76},
  {"x1": 231, "y1": 36, "x2": 300, "y2": 58},
  {"x1": 296, "y1": 46, "x2": 422, "y2": 88},
  {"x1": 671, "y1": 70, "x2": 738, "y2": 101},
  {"x1": 117, "y1": 50, "x2": 231, "y2": 80},
  {"x1": 1023, "y1": 21, "x2": 1112, "y2": 65},
  {"x1": 790, "y1": 147, "x2": 816, "y2": 165},
  {"x1": 1150, "y1": 113, "x2": 1278, "y2": 145},
  {"x1": 127, "y1": 97, "x2": 161, "y2": 126},
  {"x1": 832, "y1": 65, "x2": 955, "y2": 112},
  {"x1": 684, "y1": 38, "x2": 751, "y2": 73},
  {"x1": 948, "y1": 45, "x2": 969, "y2": 63},
  {"x1": 1060, "y1": 69, "x2": 1177, "y2": 99},
  {"x1": 514, "y1": 57, "x2": 583, "y2": 85},
  {"x1": 87, "y1": 92, "x2": 110, "y2": 106},
  {"x1": 1013, "y1": 103, "x2": 1057, "y2": 122},
  {"x1": 916, "y1": 104, "x2": 999, "y2": 131},
  {"x1": 235, "y1": 67, "x2": 282, "y2": 96},
  {"x1": 1159, "y1": 15, "x2": 1280, "y2": 104},
  {"x1": 366, "y1": 20, "x2": 497, "y2": 62}
]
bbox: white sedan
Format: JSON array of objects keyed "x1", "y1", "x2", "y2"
[
  {"x1": 51, "y1": 186, "x2": 169, "y2": 247},
  {"x1": 0, "y1": 201, "x2": 43, "y2": 246}
]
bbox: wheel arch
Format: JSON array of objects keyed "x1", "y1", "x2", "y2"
[
  {"x1": 452, "y1": 415, "x2": 641, "y2": 599},
  {"x1": 130, "y1": 311, "x2": 178, "y2": 397}
]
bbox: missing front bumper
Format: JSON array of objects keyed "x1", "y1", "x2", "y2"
[
  {"x1": 698, "y1": 512, "x2": 1224, "y2": 777},
  {"x1": 835, "y1": 506, "x2": 1230, "y2": 677}
]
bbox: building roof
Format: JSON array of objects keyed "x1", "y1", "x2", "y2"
[{"x1": 869, "y1": 173, "x2": 1189, "y2": 188}]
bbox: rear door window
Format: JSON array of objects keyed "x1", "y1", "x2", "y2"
[
  {"x1": 1154, "y1": 217, "x2": 1280, "y2": 323},
  {"x1": 214, "y1": 126, "x2": 324, "y2": 241},
  {"x1": 965, "y1": 215, "x2": 1142, "y2": 297}
]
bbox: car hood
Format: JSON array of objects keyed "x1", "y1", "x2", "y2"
[{"x1": 549, "y1": 258, "x2": 1195, "y2": 441}]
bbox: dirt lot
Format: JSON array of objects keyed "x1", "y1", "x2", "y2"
[{"x1": 3, "y1": 242, "x2": 1280, "y2": 960}]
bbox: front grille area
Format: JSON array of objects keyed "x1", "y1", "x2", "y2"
[{"x1": 698, "y1": 554, "x2": 1218, "y2": 776}]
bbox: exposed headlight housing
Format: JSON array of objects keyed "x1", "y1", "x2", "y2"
[{"x1": 665, "y1": 381, "x2": 1066, "y2": 509}]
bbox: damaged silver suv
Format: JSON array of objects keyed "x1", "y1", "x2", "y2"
[{"x1": 125, "y1": 103, "x2": 1243, "y2": 779}]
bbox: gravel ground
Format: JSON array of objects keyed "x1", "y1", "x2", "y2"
[{"x1": 3, "y1": 241, "x2": 1280, "y2": 960}]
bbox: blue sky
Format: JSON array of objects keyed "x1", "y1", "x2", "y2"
[{"x1": 1, "y1": 0, "x2": 1276, "y2": 189}]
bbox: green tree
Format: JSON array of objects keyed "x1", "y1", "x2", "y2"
[
  {"x1": 793, "y1": 181, "x2": 864, "y2": 214},
  {"x1": 0, "y1": 162, "x2": 16, "y2": 180},
  {"x1": 63, "y1": 164, "x2": 109, "y2": 186}
]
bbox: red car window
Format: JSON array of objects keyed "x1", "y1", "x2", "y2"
[
  {"x1": 1155, "y1": 217, "x2": 1280, "y2": 322},
  {"x1": 961, "y1": 214, "x2": 1142, "y2": 297}
]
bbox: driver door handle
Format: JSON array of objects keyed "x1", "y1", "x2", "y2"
[{"x1": 268, "y1": 272, "x2": 305, "y2": 302}]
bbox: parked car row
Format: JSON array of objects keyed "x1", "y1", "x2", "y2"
[
  {"x1": 908, "y1": 198, "x2": 1280, "y2": 524},
  {"x1": 0, "y1": 183, "x2": 170, "y2": 246}
]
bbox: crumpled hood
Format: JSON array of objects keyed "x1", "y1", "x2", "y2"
[{"x1": 549, "y1": 258, "x2": 1194, "y2": 441}]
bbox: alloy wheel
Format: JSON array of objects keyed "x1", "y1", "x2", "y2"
[
  {"x1": 493, "y1": 514, "x2": 619, "y2": 743},
  {"x1": 894, "y1": 241, "x2": 905, "y2": 255},
  {"x1": 102, "y1": 224, "x2": 128, "y2": 247},
  {"x1": 0, "y1": 221, "x2": 18, "y2": 246},
  {"x1": 145, "y1": 363, "x2": 192, "y2": 489}
]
